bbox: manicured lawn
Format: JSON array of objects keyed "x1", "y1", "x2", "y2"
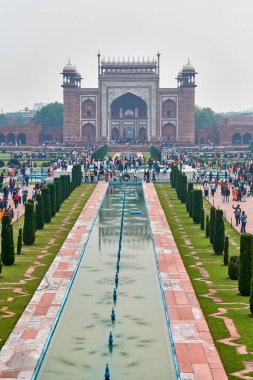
[
  {"x1": 0, "y1": 183, "x2": 96, "y2": 348},
  {"x1": 155, "y1": 183, "x2": 253, "y2": 380}
]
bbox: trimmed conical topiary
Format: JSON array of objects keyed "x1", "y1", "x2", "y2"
[
  {"x1": 200, "y1": 208, "x2": 205, "y2": 230},
  {"x1": 35, "y1": 193, "x2": 44, "y2": 230},
  {"x1": 224, "y1": 236, "x2": 229, "y2": 266},
  {"x1": 192, "y1": 189, "x2": 203, "y2": 224},
  {"x1": 228, "y1": 256, "x2": 239, "y2": 280},
  {"x1": 1, "y1": 215, "x2": 15, "y2": 265},
  {"x1": 213, "y1": 209, "x2": 225, "y2": 255},
  {"x1": 206, "y1": 215, "x2": 210, "y2": 238},
  {"x1": 47, "y1": 183, "x2": 56, "y2": 217},
  {"x1": 60, "y1": 175, "x2": 66, "y2": 202},
  {"x1": 41, "y1": 188, "x2": 51, "y2": 223},
  {"x1": 238, "y1": 233, "x2": 253, "y2": 296},
  {"x1": 17, "y1": 228, "x2": 22, "y2": 255},
  {"x1": 187, "y1": 183, "x2": 193, "y2": 212},
  {"x1": 209, "y1": 206, "x2": 216, "y2": 245},
  {"x1": 189, "y1": 190, "x2": 193, "y2": 218},
  {"x1": 23, "y1": 202, "x2": 35, "y2": 245},
  {"x1": 54, "y1": 178, "x2": 61, "y2": 211},
  {"x1": 180, "y1": 174, "x2": 188, "y2": 204},
  {"x1": 249, "y1": 278, "x2": 253, "y2": 315}
]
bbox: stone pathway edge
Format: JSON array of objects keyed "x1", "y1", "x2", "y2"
[
  {"x1": 143, "y1": 183, "x2": 228, "y2": 380},
  {"x1": 0, "y1": 182, "x2": 108, "y2": 380}
]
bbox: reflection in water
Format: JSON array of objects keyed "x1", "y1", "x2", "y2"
[{"x1": 36, "y1": 186, "x2": 177, "y2": 380}]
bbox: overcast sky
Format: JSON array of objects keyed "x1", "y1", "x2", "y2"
[{"x1": 0, "y1": 0, "x2": 252, "y2": 113}]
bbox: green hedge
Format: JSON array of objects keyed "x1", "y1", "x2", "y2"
[
  {"x1": 47, "y1": 183, "x2": 56, "y2": 217},
  {"x1": 41, "y1": 188, "x2": 51, "y2": 223},
  {"x1": 180, "y1": 174, "x2": 188, "y2": 204},
  {"x1": 23, "y1": 202, "x2": 35, "y2": 245},
  {"x1": 192, "y1": 189, "x2": 203, "y2": 224},
  {"x1": 35, "y1": 194, "x2": 44, "y2": 230},
  {"x1": 54, "y1": 178, "x2": 61, "y2": 210},
  {"x1": 209, "y1": 206, "x2": 216, "y2": 245},
  {"x1": 1, "y1": 215, "x2": 15, "y2": 265},
  {"x1": 238, "y1": 234, "x2": 253, "y2": 296},
  {"x1": 213, "y1": 209, "x2": 225, "y2": 255}
]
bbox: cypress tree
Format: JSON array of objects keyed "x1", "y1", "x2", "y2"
[
  {"x1": 213, "y1": 209, "x2": 225, "y2": 255},
  {"x1": 224, "y1": 236, "x2": 229, "y2": 266},
  {"x1": 192, "y1": 189, "x2": 203, "y2": 224},
  {"x1": 47, "y1": 183, "x2": 56, "y2": 217},
  {"x1": 36, "y1": 193, "x2": 44, "y2": 230},
  {"x1": 60, "y1": 175, "x2": 66, "y2": 202},
  {"x1": 249, "y1": 278, "x2": 253, "y2": 315},
  {"x1": 209, "y1": 206, "x2": 216, "y2": 245},
  {"x1": 180, "y1": 174, "x2": 188, "y2": 204},
  {"x1": 200, "y1": 208, "x2": 205, "y2": 230},
  {"x1": 1, "y1": 215, "x2": 15, "y2": 265},
  {"x1": 23, "y1": 202, "x2": 35, "y2": 245},
  {"x1": 238, "y1": 233, "x2": 253, "y2": 296},
  {"x1": 177, "y1": 172, "x2": 182, "y2": 200},
  {"x1": 17, "y1": 228, "x2": 22, "y2": 255},
  {"x1": 54, "y1": 178, "x2": 61, "y2": 210},
  {"x1": 189, "y1": 190, "x2": 193, "y2": 218},
  {"x1": 66, "y1": 175, "x2": 71, "y2": 197},
  {"x1": 228, "y1": 256, "x2": 239, "y2": 280},
  {"x1": 41, "y1": 188, "x2": 51, "y2": 223},
  {"x1": 206, "y1": 215, "x2": 210, "y2": 238},
  {"x1": 186, "y1": 183, "x2": 193, "y2": 212}
]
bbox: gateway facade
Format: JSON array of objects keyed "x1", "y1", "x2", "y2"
[{"x1": 61, "y1": 54, "x2": 197, "y2": 144}]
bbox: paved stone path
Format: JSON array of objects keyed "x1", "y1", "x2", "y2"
[
  {"x1": 200, "y1": 186, "x2": 253, "y2": 235},
  {"x1": 143, "y1": 183, "x2": 227, "y2": 380},
  {"x1": 0, "y1": 182, "x2": 108, "y2": 379}
]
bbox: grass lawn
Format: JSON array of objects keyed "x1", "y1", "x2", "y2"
[
  {"x1": 155, "y1": 183, "x2": 253, "y2": 380},
  {"x1": 0, "y1": 183, "x2": 96, "y2": 348}
]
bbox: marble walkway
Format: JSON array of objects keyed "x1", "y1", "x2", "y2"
[
  {"x1": 143, "y1": 183, "x2": 227, "y2": 380},
  {"x1": 0, "y1": 182, "x2": 108, "y2": 380}
]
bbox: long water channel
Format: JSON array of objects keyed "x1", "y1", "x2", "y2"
[{"x1": 36, "y1": 185, "x2": 178, "y2": 379}]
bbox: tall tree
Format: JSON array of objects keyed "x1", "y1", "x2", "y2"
[
  {"x1": 34, "y1": 102, "x2": 63, "y2": 127},
  {"x1": 213, "y1": 209, "x2": 225, "y2": 255},
  {"x1": 238, "y1": 234, "x2": 253, "y2": 296},
  {"x1": 23, "y1": 203, "x2": 35, "y2": 245},
  {"x1": 1, "y1": 215, "x2": 15, "y2": 265}
]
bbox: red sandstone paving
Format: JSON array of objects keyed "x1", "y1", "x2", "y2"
[
  {"x1": 200, "y1": 186, "x2": 253, "y2": 235},
  {"x1": 0, "y1": 182, "x2": 108, "y2": 379},
  {"x1": 143, "y1": 183, "x2": 228, "y2": 379}
]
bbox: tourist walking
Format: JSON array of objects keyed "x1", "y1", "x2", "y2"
[
  {"x1": 232, "y1": 204, "x2": 241, "y2": 226},
  {"x1": 240, "y1": 211, "x2": 247, "y2": 233}
]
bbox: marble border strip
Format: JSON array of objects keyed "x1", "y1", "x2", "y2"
[
  {"x1": 143, "y1": 183, "x2": 227, "y2": 380},
  {"x1": 0, "y1": 182, "x2": 108, "y2": 380}
]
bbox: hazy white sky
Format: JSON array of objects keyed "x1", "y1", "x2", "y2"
[{"x1": 0, "y1": 0, "x2": 252, "y2": 113}]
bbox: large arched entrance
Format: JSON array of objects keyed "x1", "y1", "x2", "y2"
[
  {"x1": 17, "y1": 133, "x2": 26, "y2": 145},
  {"x1": 82, "y1": 123, "x2": 96, "y2": 143},
  {"x1": 124, "y1": 127, "x2": 134, "y2": 143},
  {"x1": 0, "y1": 134, "x2": 5, "y2": 144},
  {"x1": 111, "y1": 127, "x2": 119, "y2": 141},
  {"x1": 6, "y1": 133, "x2": 16, "y2": 145},
  {"x1": 162, "y1": 123, "x2": 176, "y2": 142},
  {"x1": 232, "y1": 133, "x2": 241, "y2": 144},
  {"x1": 243, "y1": 133, "x2": 252, "y2": 144},
  {"x1": 110, "y1": 92, "x2": 148, "y2": 143},
  {"x1": 138, "y1": 127, "x2": 147, "y2": 142}
]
